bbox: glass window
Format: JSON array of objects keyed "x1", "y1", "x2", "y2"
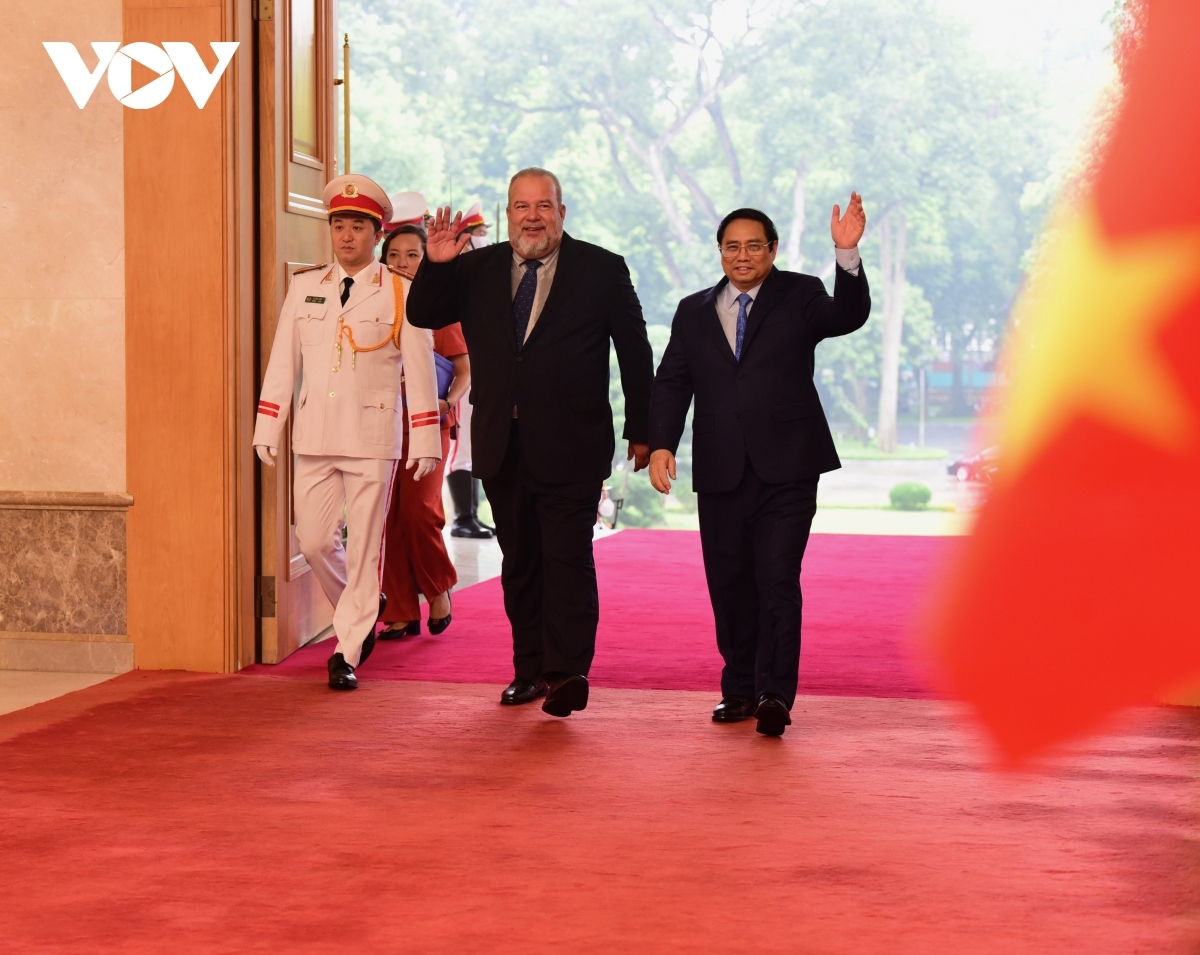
[{"x1": 291, "y1": 0, "x2": 318, "y2": 158}]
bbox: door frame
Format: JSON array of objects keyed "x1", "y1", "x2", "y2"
[
  {"x1": 123, "y1": 0, "x2": 259, "y2": 672},
  {"x1": 254, "y1": 0, "x2": 340, "y2": 663}
]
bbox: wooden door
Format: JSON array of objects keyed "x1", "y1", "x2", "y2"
[{"x1": 255, "y1": 0, "x2": 338, "y2": 662}]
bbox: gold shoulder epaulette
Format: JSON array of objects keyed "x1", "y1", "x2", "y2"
[
  {"x1": 293, "y1": 263, "x2": 328, "y2": 274},
  {"x1": 386, "y1": 264, "x2": 416, "y2": 280}
]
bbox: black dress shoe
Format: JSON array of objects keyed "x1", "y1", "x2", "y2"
[
  {"x1": 428, "y1": 591, "x2": 452, "y2": 635},
  {"x1": 712, "y1": 696, "x2": 754, "y2": 723},
  {"x1": 379, "y1": 620, "x2": 421, "y2": 640},
  {"x1": 358, "y1": 631, "x2": 377, "y2": 666},
  {"x1": 500, "y1": 678, "x2": 548, "y2": 705},
  {"x1": 753, "y1": 693, "x2": 792, "y2": 737},
  {"x1": 358, "y1": 593, "x2": 388, "y2": 665},
  {"x1": 450, "y1": 517, "x2": 495, "y2": 539},
  {"x1": 542, "y1": 673, "x2": 589, "y2": 717},
  {"x1": 327, "y1": 652, "x2": 358, "y2": 690}
]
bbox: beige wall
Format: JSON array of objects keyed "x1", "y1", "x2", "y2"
[
  {"x1": 0, "y1": 1, "x2": 126, "y2": 494},
  {"x1": 3, "y1": 0, "x2": 260, "y2": 674}
]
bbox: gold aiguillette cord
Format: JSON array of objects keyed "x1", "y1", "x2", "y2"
[{"x1": 333, "y1": 272, "x2": 405, "y2": 371}]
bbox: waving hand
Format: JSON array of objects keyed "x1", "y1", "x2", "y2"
[
  {"x1": 831, "y1": 192, "x2": 866, "y2": 249},
  {"x1": 426, "y1": 206, "x2": 472, "y2": 263}
]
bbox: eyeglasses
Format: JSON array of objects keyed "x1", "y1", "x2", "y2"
[{"x1": 720, "y1": 241, "x2": 773, "y2": 258}]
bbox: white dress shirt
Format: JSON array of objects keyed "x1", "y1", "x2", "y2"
[
  {"x1": 336, "y1": 260, "x2": 380, "y2": 303},
  {"x1": 510, "y1": 244, "x2": 562, "y2": 344},
  {"x1": 509, "y1": 244, "x2": 563, "y2": 416},
  {"x1": 716, "y1": 246, "x2": 862, "y2": 353}
]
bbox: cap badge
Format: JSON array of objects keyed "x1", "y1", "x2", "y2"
[{"x1": 341, "y1": 182, "x2": 360, "y2": 198}]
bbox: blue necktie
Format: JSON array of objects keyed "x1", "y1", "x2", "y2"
[
  {"x1": 512, "y1": 259, "x2": 542, "y2": 350},
  {"x1": 734, "y1": 292, "x2": 752, "y2": 360}
]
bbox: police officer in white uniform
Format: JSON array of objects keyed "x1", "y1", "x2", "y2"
[{"x1": 253, "y1": 175, "x2": 443, "y2": 690}]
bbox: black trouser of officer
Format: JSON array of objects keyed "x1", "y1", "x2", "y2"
[
  {"x1": 698, "y1": 456, "x2": 820, "y2": 709},
  {"x1": 482, "y1": 423, "x2": 603, "y2": 681}
]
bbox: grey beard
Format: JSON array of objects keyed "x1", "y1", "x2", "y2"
[{"x1": 512, "y1": 230, "x2": 556, "y2": 259}]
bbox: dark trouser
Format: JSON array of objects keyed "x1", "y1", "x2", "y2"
[
  {"x1": 698, "y1": 458, "x2": 820, "y2": 709},
  {"x1": 482, "y1": 424, "x2": 602, "y2": 681}
]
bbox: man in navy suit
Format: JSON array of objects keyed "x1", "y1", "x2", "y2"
[
  {"x1": 648, "y1": 199, "x2": 870, "y2": 736},
  {"x1": 408, "y1": 169, "x2": 654, "y2": 719}
]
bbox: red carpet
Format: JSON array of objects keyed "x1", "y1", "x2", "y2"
[
  {"x1": 1, "y1": 674, "x2": 1196, "y2": 953},
  {"x1": 251, "y1": 531, "x2": 947, "y2": 698}
]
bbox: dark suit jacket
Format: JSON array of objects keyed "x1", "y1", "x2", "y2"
[
  {"x1": 649, "y1": 264, "x2": 871, "y2": 494},
  {"x1": 406, "y1": 233, "x2": 654, "y2": 483}
]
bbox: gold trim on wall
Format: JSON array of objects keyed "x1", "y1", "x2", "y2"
[
  {"x1": 0, "y1": 491, "x2": 134, "y2": 511},
  {"x1": 1, "y1": 630, "x2": 131, "y2": 643}
]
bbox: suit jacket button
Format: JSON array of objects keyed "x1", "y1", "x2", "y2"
[
  {"x1": 735, "y1": 411, "x2": 741, "y2": 419},
  {"x1": 517, "y1": 356, "x2": 523, "y2": 362}
]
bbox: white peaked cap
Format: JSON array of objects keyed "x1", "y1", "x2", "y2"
[
  {"x1": 385, "y1": 191, "x2": 428, "y2": 230},
  {"x1": 457, "y1": 201, "x2": 487, "y2": 235}
]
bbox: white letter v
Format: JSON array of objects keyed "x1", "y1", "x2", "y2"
[
  {"x1": 163, "y1": 42, "x2": 240, "y2": 108},
  {"x1": 43, "y1": 42, "x2": 120, "y2": 109}
]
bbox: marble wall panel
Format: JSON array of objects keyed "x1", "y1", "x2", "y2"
[
  {"x1": 0, "y1": 508, "x2": 127, "y2": 635},
  {"x1": 0, "y1": 637, "x2": 134, "y2": 674}
]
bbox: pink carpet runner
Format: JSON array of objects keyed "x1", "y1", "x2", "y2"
[{"x1": 247, "y1": 530, "x2": 952, "y2": 699}]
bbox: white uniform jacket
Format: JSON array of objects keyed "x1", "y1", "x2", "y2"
[{"x1": 253, "y1": 262, "x2": 442, "y2": 461}]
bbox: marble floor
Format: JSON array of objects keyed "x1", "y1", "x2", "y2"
[
  {"x1": 0, "y1": 670, "x2": 117, "y2": 717},
  {"x1": 444, "y1": 533, "x2": 504, "y2": 589}
]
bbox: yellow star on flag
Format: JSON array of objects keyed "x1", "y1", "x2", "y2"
[{"x1": 1000, "y1": 204, "x2": 1200, "y2": 480}]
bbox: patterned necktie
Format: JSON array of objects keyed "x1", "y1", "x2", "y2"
[
  {"x1": 734, "y1": 292, "x2": 752, "y2": 360},
  {"x1": 340, "y1": 276, "x2": 354, "y2": 307},
  {"x1": 512, "y1": 259, "x2": 542, "y2": 350}
]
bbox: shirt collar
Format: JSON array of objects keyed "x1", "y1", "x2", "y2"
[
  {"x1": 722, "y1": 279, "x2": 763, "y2": 309},
  {"x1": 337, "y1": 260, "x2": 379, "y2": 286},
  {"x1": 512, "y1": 242, "x2": 561, "y2": 270}
]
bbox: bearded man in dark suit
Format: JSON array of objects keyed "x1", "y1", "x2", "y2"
[
  {"x1": 407, "y1": 167, "x2": 654, "y2": 718},
  {"x1": 648, "y1": 199, "x2": 870, "y2": 737}
]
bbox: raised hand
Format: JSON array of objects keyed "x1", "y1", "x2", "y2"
[
  {"x1": 426, "y1": 206, "x2": 472, "y2": 263},
  {"x1": 831, "y1": 192, "x2": 866, "y2": 250}
]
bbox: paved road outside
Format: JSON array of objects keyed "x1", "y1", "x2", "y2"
[{"x1": 819, "y1": 457, "x2": 987, "y2": 511}]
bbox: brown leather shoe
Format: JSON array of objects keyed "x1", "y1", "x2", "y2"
[
  {"x1": 500, "y1": 678, "x2": 548, "y2": 706},
  {"x1": 712, "y1": 696, "x2": 754, "y2": 723}
]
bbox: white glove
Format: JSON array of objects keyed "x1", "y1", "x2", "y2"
[
  {"x1": 407, "y1": 457, "x2": 438, "y2": 480},
  {"x1": 255, "y1": 445, "x2": 277, "y2": 467}
]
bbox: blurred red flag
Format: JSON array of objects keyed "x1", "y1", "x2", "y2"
[{"x1": 931, "y1": 0, "x2": 1200, "y2": 766}]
